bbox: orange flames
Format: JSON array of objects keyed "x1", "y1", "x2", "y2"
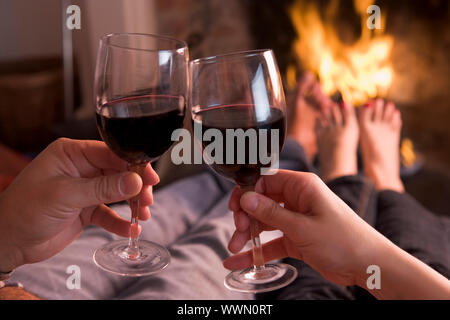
[{"x1": 288, "y1": 0, "x2": 394, "y2": 106}]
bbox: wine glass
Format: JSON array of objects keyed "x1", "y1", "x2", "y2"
[
  {"x1": 93, "y1": 33, "x2": 188, "y2": 276},
  {"x1": 189, "y1": 49, "x2": 298, "y2": 292}
]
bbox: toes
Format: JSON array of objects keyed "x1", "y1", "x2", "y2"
[
  {"x1": 314, "y1": 117, "x2": 324, "y2": 134},
  {"x1": 297, "y1": 72, "x2": 315, "y2": 96},
  {"x1": 383, "y1": 101, "x2": 395, "y2": 122},
  {"x1": 330, "y1": 103, "x2": 343, "y2": 125},
  {"x1": 342, "y1": 102, "x2": 356, "y2": 125},
  {"x1": 306, "y1": 82, "x2": 328, "y2": 112},
  {"x1": 358, "y1": 102, "x2": 374, "y2": 125},
  {"x1": 391, "y1": 109, "x2": 402, "y2": 130},
  {"x1": 317, "y1": 99, "x2": 332, "y2": 126},
  {"x1": 315, "y1": 112, "x2": 328, "y2": 133},
  {"x1": 373, "y1": 98, "x2": 384, "y2": 121}
]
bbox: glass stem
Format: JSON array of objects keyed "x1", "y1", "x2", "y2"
[
  {"x1": 241, "y1": 185, "x2": 265, "y2": 271},
  {"x1": 126, "y1": 163, "x2": 147, "y2": 260}
]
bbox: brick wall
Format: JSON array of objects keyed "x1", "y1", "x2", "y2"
[{"x1": 155, "y1": 0, "x2": 254, "y2": 59}]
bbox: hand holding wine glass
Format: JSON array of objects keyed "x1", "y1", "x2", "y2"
[
  {"x1": 189, "y1": 49, "x2": 297, "y2": 292},
  {"x1": 225, "y1": 170, "x2": 370, "y2": 286},
  {"x1": 0, "y1": 138, "x2": 158, "y2": 273}
]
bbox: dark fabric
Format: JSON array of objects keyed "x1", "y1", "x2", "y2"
[
  {"x1": 376, "y1": 190, "x2": 450, "y2": 279},
  {"x1": 268, "y1": 259, "x2": 355, "y2": 300}
]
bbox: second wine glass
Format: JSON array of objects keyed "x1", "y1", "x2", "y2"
[{"x1": 189, "y1": 49, "x2": 298, "y2": 292}]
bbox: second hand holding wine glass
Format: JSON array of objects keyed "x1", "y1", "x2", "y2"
[{"x1": 190, "y1": 49, "x2": 298, "y2": 292}]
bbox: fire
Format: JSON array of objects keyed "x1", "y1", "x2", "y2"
[{"x1": 288, "y1": 0, "x2": 394, "y2": 106}]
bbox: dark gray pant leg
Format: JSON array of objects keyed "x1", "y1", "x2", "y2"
[{"x1": 376, "y1": 190, "x2": 450, "y2": 279}]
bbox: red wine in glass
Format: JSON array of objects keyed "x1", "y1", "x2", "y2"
[
  {"x1": 96, "y1": 94, "x2": 185, "y2": 164},
  {"x1": 193, "y1": 104, "x2": 286, "y2": 186}
]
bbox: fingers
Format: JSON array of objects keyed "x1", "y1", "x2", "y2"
[
  {"x1": 239, "y1": 191, "x2": 305, "y2": 237},
  {"x1": 140, "y1": 163, "x2": 160, "y2": 186},
  {"x1": 233, "y1": 209, "x2": 250, "y2": 232},
  {"x1": 229, "y1": 185, "x2": 288, "y2": 216},
  {"x1": 228, "y1": 186, "x2": 244, "y2": 212},
  {"x1": 137, "y1": 185, "x2": 153, "y2": 220},
  {"x1": 66, "y1": 171, "x2": 143, "y2": 208},
  {"x1": 138, "y1": 206, "x2": 151, "y2": 221},
  {"x1": 254, "y1": 170, "x2": 324, "y2": 214},
  {"x1": 83, "y1": 204, "x2": 141, "y2": 238},
  {"x1": 224, "y1": 237, "x2": 289, "y2": 270},
  {"x1": 55, "y1": 139, "x2": 128, "y2": 178},
  {"x1": 126, "y1": 202, "x2": 150, "y2": 221},
  {"x1": 54, "y1": 139, "x2": 160, "y2": 186},
  {"x1": 228, "y1": 229, "x2": 250, "y2": 253},
  {"x1": 229, "y1": 187, "x2": 250, "y2": 232},
  {"x1": 228, "y1": 218, "x2": 278, "y2": 254},
  {"x1": 139, "y1": 185, "x2": 154, "y2": 207}
]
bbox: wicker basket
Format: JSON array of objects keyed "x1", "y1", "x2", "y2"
[{"x1": 0, "y1": 58, "x2": 64, "y2": 152}]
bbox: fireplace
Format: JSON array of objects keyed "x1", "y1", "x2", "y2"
[
  {"x1": 245, "y1": 0, "x2": 450, "y2": 167},
  {"x1": 156, "y1": 0, "x2": 450, "y2": 214}
]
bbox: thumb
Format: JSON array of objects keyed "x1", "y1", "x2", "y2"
[
  {"x1": 240, "y1": 192, "x2": 303, "y2": 236},
  {"x1": 68, "y1": 172, "x2": 143, "y2": 208}
]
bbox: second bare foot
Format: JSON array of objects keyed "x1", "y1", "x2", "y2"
[
  {"x1": 358, "y1": 99, "x2": 404, "y2": 192},
  {"x1": 288, "y1": 72, "x2": 320, "y2": 161},
  {"x1": 316, "y1": 103, "x2": 359, "y2": 182}
]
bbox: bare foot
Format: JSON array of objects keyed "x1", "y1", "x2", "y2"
[
  {"x1": 288, "y1": 72, "x2": 320, "y2": 161},
  {"x1": 316, "y1": 103, "x2": 359, "y2": 182},
  {"x1": 358, "y1": 99, "x2": 404, "y2": 192}
]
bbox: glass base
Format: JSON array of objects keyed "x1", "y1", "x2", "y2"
[
  {"x1": 93, "y1": 239, "x2": 170, "y2": 276},
  {"x1": 224, "y1": 263, "x2": 298, "y2": 293}
]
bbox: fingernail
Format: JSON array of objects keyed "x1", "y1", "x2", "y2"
[
  {"x1": 119, "y1": 173, "x2": 141, "y2": 196},
  {"x1": 241, "y1": 192, "x2": 259, "y2": 212}
]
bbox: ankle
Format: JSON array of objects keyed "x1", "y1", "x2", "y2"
[
  {"x1": 321, "y1": 158, "x2": 358, "y2": 183},
  {"x1": 365, "y1": 167, "x2": 404, "y2": 193},
  {"x1": 374, "y1": 180, "x2": 405, "y2": 193}
]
